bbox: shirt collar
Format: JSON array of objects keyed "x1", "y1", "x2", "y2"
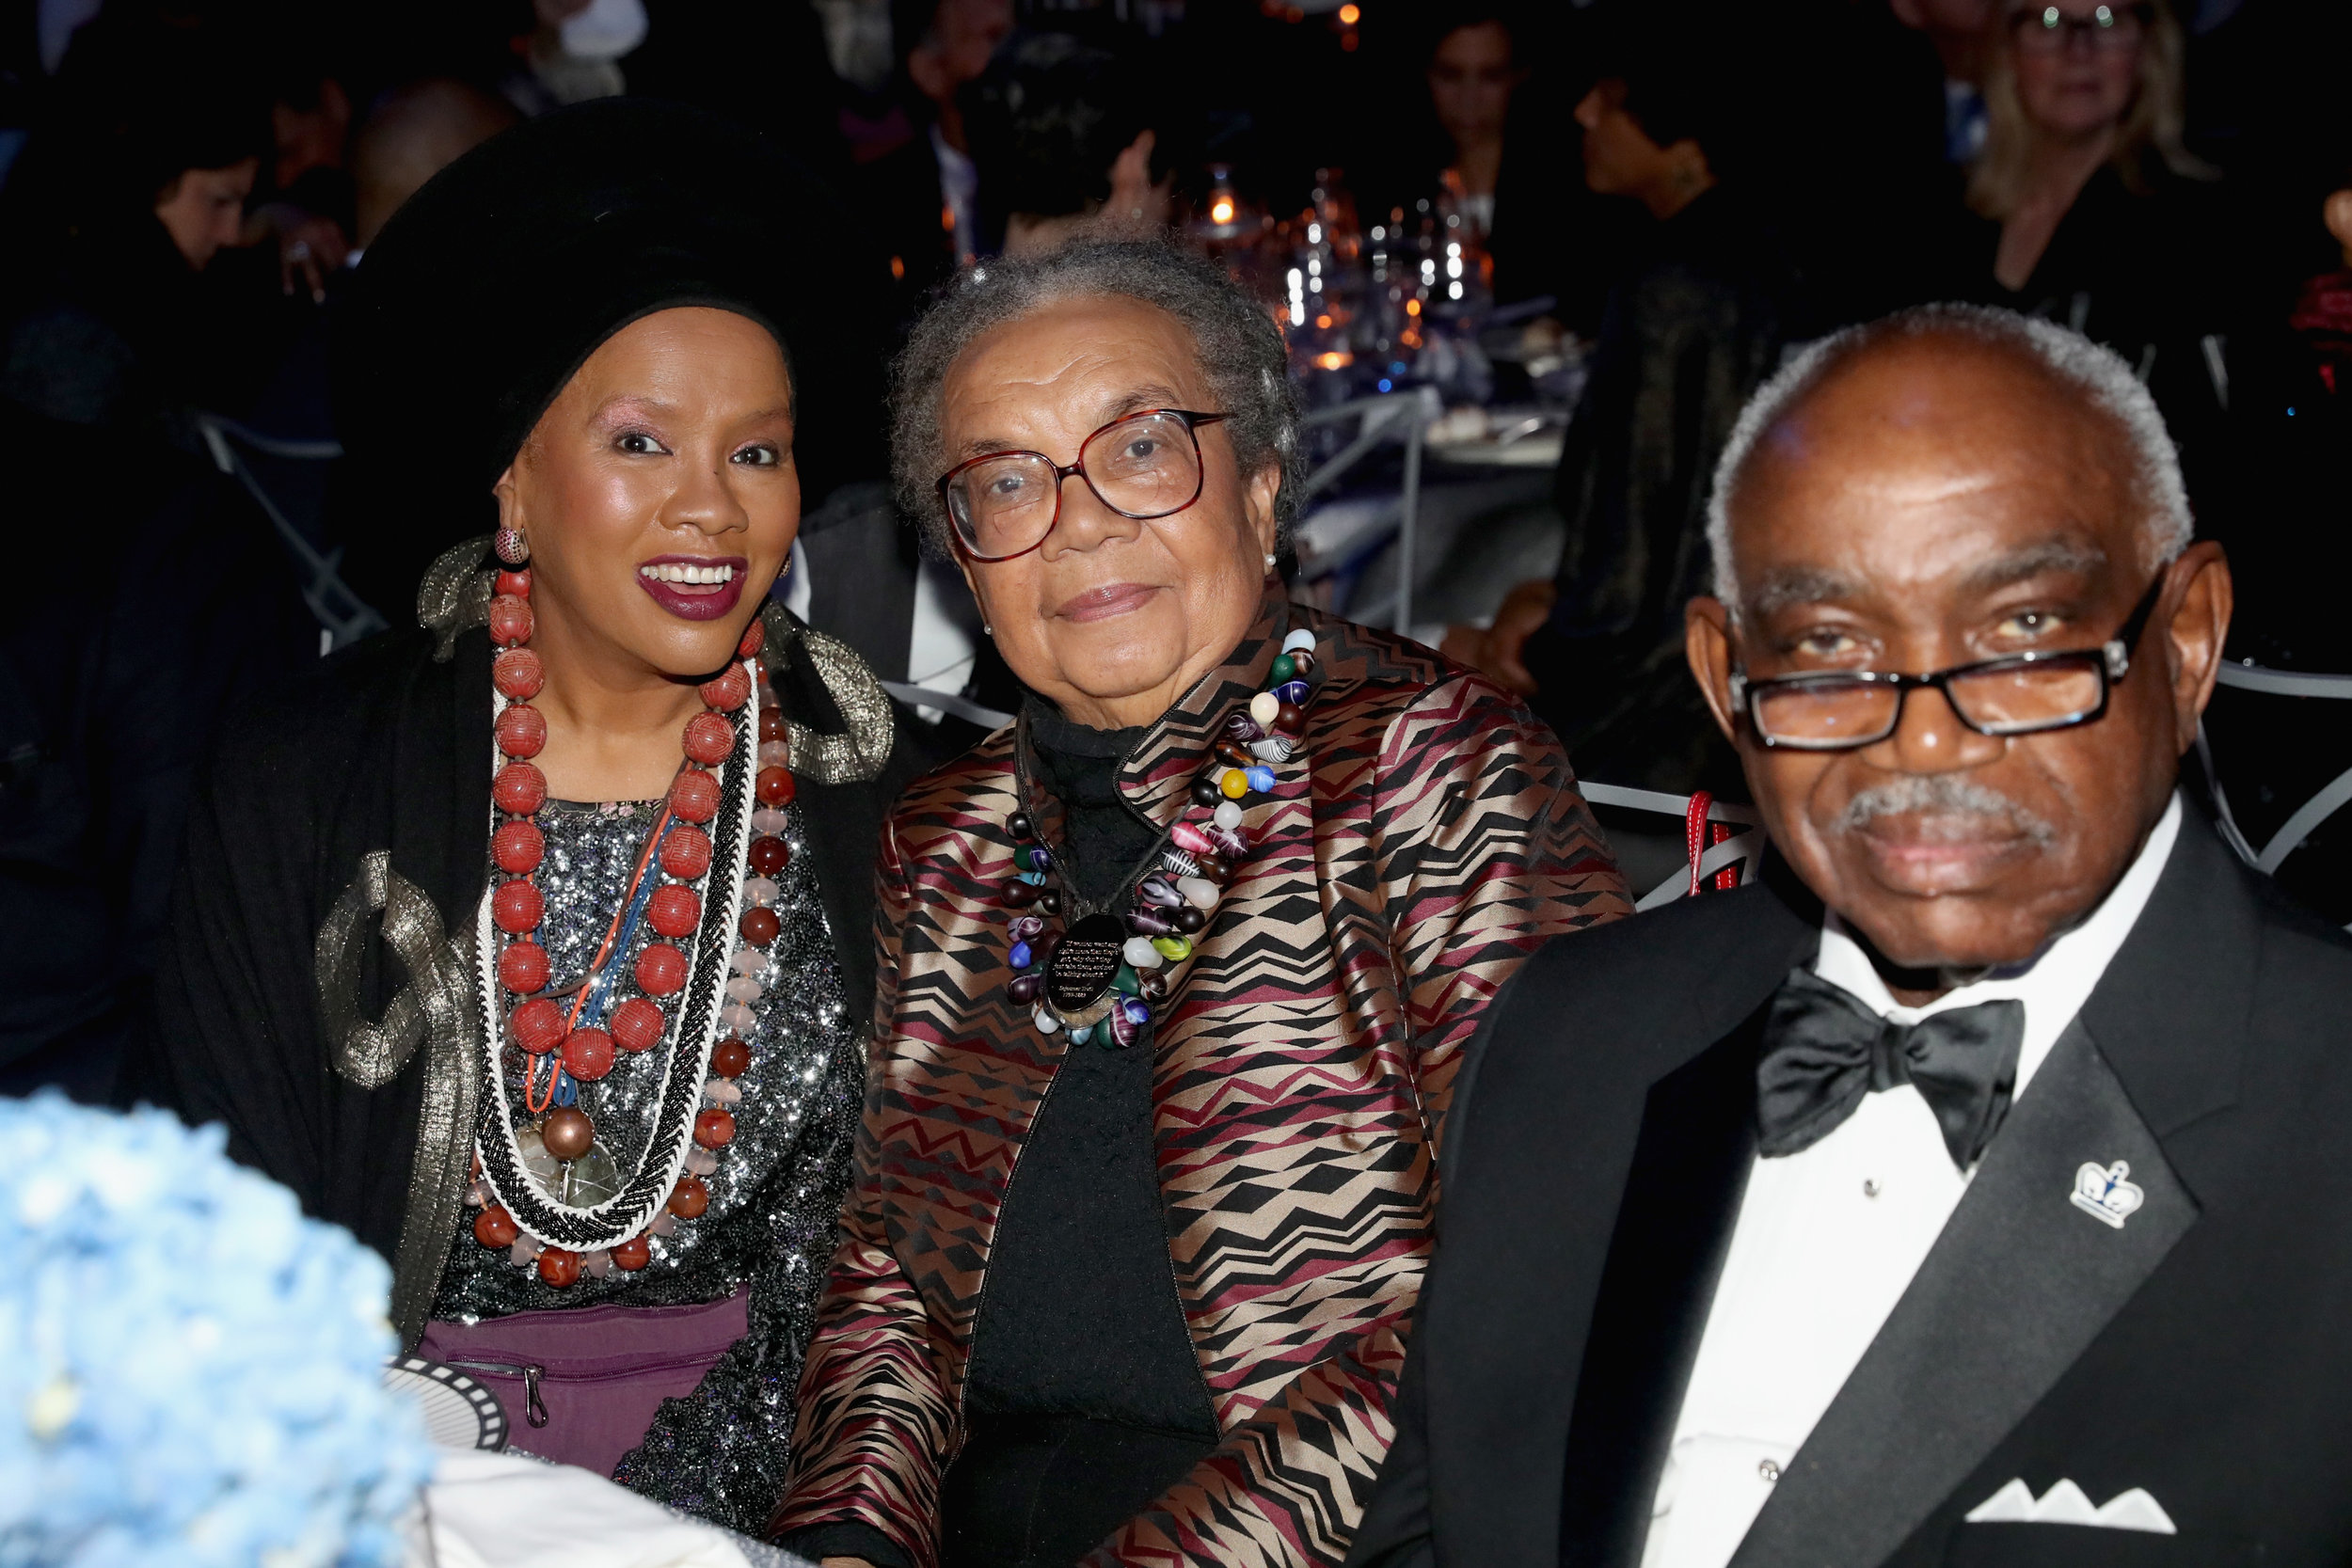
[{"x1": 1815, "y1": 793, "x2": 2183, "y2": 1097}]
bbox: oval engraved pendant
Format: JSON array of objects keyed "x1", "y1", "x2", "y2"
[{"x1": 1045, "y1": 912, "x2": 1125, "y2": 1027}]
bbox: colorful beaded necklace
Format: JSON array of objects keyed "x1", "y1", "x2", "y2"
[
  {"x1": 464, "y1": 550, "x2": 801, "y2": 1287},
  {"x1": 1002, "y1": 627, "x2": 1318, "y2": 1046}
]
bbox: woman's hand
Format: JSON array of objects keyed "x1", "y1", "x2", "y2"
[
  {"x1": 1441, "y1": 578, "x2": 1554, "y2": 697},
  {"x1": 245, "y1": 203, "x2": 351, "y2": 301},
  {"x1": 818, "y1": 1559, "x2": 877, "y2": 1567}
]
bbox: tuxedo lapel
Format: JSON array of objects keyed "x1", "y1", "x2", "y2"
[
  {"x1": 1729, "y1": 1018, "x2": 2199, "y2": 1568},
  {"x1": 1422, "y1": 872, "x2": 1820, "y2": 1567},
  {"x1": 1563, "y1": 1021, "x2": 1763, "y2": 1568}
]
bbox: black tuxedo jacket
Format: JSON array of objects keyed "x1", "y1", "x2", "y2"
[{"x1": 1350, "y1": 814, "x2": 2352, "y2": 1568}]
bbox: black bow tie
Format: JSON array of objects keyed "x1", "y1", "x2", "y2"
[{"x1": 1756, "y1": 968, "x2": 2026, "y2": 1171}]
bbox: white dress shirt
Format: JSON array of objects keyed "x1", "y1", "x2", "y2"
[{"x1": 1639, "y1": 796, "x2": 2184, "y2": 1568}]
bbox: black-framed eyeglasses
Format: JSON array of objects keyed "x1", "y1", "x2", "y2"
[
  {"x1": 935, "y1": 408, "x2": 1230, "y2": 563},
  {"x1": 1728, "y1": 574, "x2": 2167, "y2": 752},
  {"x1": 2009, "y1": 2, "x2": 2150, "y2": 54}
]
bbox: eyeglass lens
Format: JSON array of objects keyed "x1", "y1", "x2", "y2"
[
  {"x1": 946, "y1": 411, "x2": 1204, "y2": 559},
  {"x1": 1754, "y1": 657, "x2": 2106, "y2": 746},
  {"x1": 2012, "y1": 4, "x2": 2144, "y2": 52}
]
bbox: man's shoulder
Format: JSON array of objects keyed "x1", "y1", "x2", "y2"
[
  {"x1": 1476, "y1": 883, "x2": 1813, "y2": 1085},
  {"x1": 2249, "y1": 882, "x2": 2352, "y2": 1049}
]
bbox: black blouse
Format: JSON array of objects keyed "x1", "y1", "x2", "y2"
[{"x1": 946, "y1": 700, "x2": 1221, "y2": 1566}]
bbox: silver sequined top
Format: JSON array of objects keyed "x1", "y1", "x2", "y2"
[{"x1": 428, "y1": 795, "x2": 862, "y2": 1530}]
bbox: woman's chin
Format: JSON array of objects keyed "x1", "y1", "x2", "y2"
[{"x1": 609, "y1": 609, "x2": 755, "y2": 682}]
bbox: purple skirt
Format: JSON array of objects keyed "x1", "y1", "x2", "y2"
[{"x1": 420, "y1": 1289, "x2": 749, "y2": 1476}]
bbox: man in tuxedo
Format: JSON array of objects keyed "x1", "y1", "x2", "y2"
[{"x1": 1348, "y1": 303, "x2": 2352, "y2": 1567}]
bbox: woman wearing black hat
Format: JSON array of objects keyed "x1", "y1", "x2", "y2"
[{"x1": 133, "y1": 101, "x2": 922, "y2": 1529}]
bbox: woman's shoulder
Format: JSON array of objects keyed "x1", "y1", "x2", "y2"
[
  {"x1": 882, "y1": 721, "x2": 1019, "y2": 832},
  {"x1": 206, "y1": 626, "x2": 470, "y2": 814},
  {"x1": 1294, "y1": 606, "x2": 1553, "y2": 743}
]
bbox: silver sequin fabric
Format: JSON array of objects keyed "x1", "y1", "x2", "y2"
[{"x1": 427, "y1": 796, "x2": 863, "y2": 1532}]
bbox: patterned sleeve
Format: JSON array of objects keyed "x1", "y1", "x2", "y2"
[
  {"x1": 1081, "y1": 673, "x2": 1629, "y2": 1568},
  {"x1": 768, "y1": 816, "x2": 957, "y2": 1563},
  {"x1": 1371, "y1": 670, "x2": 1628, "y2": 1152}
]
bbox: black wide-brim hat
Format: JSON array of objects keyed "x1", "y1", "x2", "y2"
[{"x1": 333, "y1": 98, "x2": 888, "y2": 588}]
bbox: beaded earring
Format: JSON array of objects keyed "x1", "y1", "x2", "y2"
[{"x1": 495, "y1": 528, "x2": 532, "y2": 567}]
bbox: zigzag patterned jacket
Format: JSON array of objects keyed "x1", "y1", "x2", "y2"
[{"x1": 773, "y1": 589, "x2": 1629, "y2": 1566}]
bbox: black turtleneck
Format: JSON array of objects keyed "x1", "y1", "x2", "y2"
[{"x1": 937, "y1": 698, "x2": 1221, "y2": 1568}]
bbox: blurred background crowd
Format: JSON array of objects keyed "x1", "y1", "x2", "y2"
[{"x1": 1, "y1": 0, "x2": 2347, "y2": 1102}]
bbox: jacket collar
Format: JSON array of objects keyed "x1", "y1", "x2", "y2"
[
  {"x1": 1014, "y1": 580, "x2": 1296, "y2": 835},
  {"x1": 2079, "y1": 810, "x2": 2257, "y2": 1143}
]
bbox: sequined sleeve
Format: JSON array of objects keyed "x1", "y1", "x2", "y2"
[{"x1": 612, "y1": 1032, "x2": 863, "y2": 1531}]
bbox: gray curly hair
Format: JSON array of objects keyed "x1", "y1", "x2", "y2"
[
  {"x1": 889, "y1": 239, "x2": 1302, "y2": 557},
  {"x1": 1708, "y1": 303, "x2": 2193, "y2": 609}
]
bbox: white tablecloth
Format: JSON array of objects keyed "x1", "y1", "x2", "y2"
[{"x1": 410, "y1": 1449, "x2": 812, "y2": 1568}]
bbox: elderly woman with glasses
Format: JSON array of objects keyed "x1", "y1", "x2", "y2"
[{"x1": 771, "y1": 242, "x2": 1628, "y2": 1568}]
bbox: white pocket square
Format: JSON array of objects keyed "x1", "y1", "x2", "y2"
[{"x1": 1964, "y1": 1479, "x2": 2177, "y2": 1534}]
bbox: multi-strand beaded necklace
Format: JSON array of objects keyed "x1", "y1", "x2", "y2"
[
  {"x1": 1002, "y1": 627, "x2": 1318, "y2": 1046},
  {"x1": 463, "y1": 562, "x2": 800, "y2": 1286}
]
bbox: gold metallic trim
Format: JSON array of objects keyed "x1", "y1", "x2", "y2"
[
  {"x1": 760, "y1": 602, "x2": 895, "y2": 785},
  {"x1": 314, "y1": 848, "x2": 485, "y2": 1345},
  {"x1": 419, "y1": 535, "x2": 494, "y2": 661}
]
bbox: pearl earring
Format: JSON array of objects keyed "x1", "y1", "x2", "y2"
[{"x1": 1263, "y1": 553, "x2": 1277, "y2": 570}]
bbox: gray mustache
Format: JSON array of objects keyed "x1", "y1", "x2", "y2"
[{"x1": 1833, "y1": 775, "x2": 2058, "y2": 847}]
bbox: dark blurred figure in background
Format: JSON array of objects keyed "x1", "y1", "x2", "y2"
[
  {"x1": 0, "y1": 9, "x2": 270, "y2": 435},
  {"x1": 1446, "y1": 19, "x2": 1783, "y2": 802},
  {"x1": 349, "y1": 76, "x2": 518, "y2": 251},
  {"x1": 0, "y1": 8, "x2": 315, "y2": 1100},
  {"x1": 1967, "y1": 0, "x2": 2230, "y2": 468},
  {"x1": 0, "y1": 413, "x2": 313, "y2": 1102},
  {"x1": 861, "y1": 0, "x2": 1012, "y2": 323},
  {"x1": 1366, "y1": 4, "x2": 1637, "y2": 334},
  {"x1": 622, "y1": 0, "x2": 846, "y2": 174},
  {"x1": 1424, "y1": 11, "x2": 1518, "y2": 247},
  {"x1": 961, "y1": 29, "x2": 1169, "y2": 258},
  {"x1": 1891, "y1": 0, "x2": 1994, "y2": 163}
]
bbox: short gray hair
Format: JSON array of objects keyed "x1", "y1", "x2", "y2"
[
  {"x1": 1706, "y1": 304, "x2": 2193, "y2": 606},
  {"x1": 889, "y1": 239, "x2": 1302, "y2": 556}
]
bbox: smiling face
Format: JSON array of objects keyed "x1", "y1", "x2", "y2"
[
  {"x1": 1684, "y1": 335, "x2": 2230, "y2": 980},
  {"x1": 941, "y1": 293, "x2": 1280, "y2": 730},
  {"x1": 494, "y1": 307, "x2": 798, "y2": 686}
]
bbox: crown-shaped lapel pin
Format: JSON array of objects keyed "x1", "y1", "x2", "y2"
[{"x1": 2071, "y1": 1160, "x2": 2144, "y2": 1229}]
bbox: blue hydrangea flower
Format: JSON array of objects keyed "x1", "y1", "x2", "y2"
[{"x1": 0, "y1": 1093, "x2": 433, "y2": 1567}]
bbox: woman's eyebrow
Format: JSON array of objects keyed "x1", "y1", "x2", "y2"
[
  {"x1": 588, "y1": 395, "x2": 677, "y2": 425},
  {"x1": 951, "y1": 383, "x2": 1194, "y2": 461},
  {"x1": 1100, "y1": 384, "x2": 1187, "y2": 419}
]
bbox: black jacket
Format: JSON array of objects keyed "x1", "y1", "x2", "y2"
[
  {"x1": 1352, "y1": 813, "x2": 2352, "y2": 1567},
  {"x1": 130, "y1": 587, "x2": 929, "y2": 1345}
]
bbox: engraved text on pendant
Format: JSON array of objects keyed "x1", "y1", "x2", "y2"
[{"x1": 1045, "y1": 912, "x2": 1124, "y2": 1026}]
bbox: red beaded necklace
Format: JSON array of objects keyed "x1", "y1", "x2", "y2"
[{"x1": 464, "y1": 559, "x2": 800, "y2": 1287}]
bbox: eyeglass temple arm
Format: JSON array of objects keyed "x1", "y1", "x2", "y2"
[{"x1": 2104, "y1": 574, "x2": 2170, "y2": 680}]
